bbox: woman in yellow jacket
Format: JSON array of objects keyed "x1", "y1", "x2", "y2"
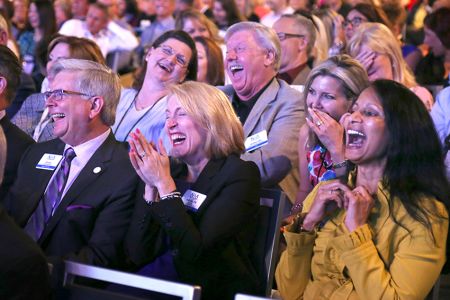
[{"x1": 275, "y1": 79, "x2": 449, "y2": 300}]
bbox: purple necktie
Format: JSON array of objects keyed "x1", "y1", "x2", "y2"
[{"x1": 25, "y1": 147, "x2": 76, "y2": 241}]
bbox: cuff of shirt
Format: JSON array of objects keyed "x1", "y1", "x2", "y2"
[
  {"x1": 284, "y1": 222, "x2": 316, "y2": 256},
  {"x1": 332, "y1": 223, "x2": 373, "y2": 254}
]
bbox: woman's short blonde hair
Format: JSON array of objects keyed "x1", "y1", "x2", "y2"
[
  {"x1": 347, "y1": 22, "x2": 417, "y2": 87},
  {"x1": 167, "y1": 82, "x2": 244, "y2": 159}
]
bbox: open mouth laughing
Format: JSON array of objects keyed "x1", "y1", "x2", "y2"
[
  {"x1": 346, "y1": 129, "x2": 366, "y2": 149},
  {"x1": 170, "y1": 133, "x2": 186, "y2": 145}
]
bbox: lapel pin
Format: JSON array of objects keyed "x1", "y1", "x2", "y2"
[{"x1": 93, "y1": 167, "x2": 101, "y2": 174}]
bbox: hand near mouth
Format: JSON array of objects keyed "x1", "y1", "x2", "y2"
[{"x1": 307, "y1": 108, "x2": 345, "y2": 157}]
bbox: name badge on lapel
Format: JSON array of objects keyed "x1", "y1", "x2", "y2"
[
  {"x1": 182, "y1": 190, "x2": 207, "y2": 212},
  {"x1": 36, "y1": 153, "x2": 63, "y2": 170},
  {"x1": 245, "y1": 130, "x2": 268, "y2": 153}
]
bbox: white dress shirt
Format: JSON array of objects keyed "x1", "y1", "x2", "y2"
[{"x1": 59, "y1": 19, "x2": 139, "y2": 57}]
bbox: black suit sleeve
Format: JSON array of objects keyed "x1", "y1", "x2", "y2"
[{"x1": 150, "y1": 159, "x2": 261, "y2": 262}]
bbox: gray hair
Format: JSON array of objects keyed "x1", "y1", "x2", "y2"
[
  {"x1": 50, "y1": 58, "x2": 121, "y2": 126},
  {"x1": 279, "y1": 14, "x2": 316, "y2": 57},
  {"x1": 225, "y1": 21, "x2": 281, "y2": 71}
]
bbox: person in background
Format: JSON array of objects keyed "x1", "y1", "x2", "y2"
[
  {"x1": 0, "y1": 14, "x2": 36, "y2": 119},
  {"x1": 236, "y1": 0, "x2": 259, "y2": 22},
  {"x1": 415, "y1": 7, "x2": 450, "y2": 88},
  {"x1": 12, "y1": 35, "x2": 105, "y2": 142},
  {"x1": 112, "y1": 30, "x2": 197, "y2": 144},
  {"x1": 139, "y1": 0, "x2": 176, "y2": 58},
  {"x1": 71, "y1": 0, "x2": 90, "y2": 20},
  {"x1": 348, "y1": 22, "x2": 434, "y2": 110},
  {"x1": 273, "y1": 13, "x2": 316, "y2": 86},
  {"x1": 60, "y1": 2, "x2": 139, "y2": 57},
  {"x1": 126, "y1": 81, "x2": 261, "y2": 299},
  {"x1": 195, "y1": 36, "x2": 224, "y2": 85},
  {"x1": 291, "y1": 55, "x2": 368, "y2": 215},
  {"x1": 430, "y1": 86, "x2": 450, "y2": 180},
  {"x1": 260, "y1": 0, "x2": 294, "y2": 28},
  {"x1": 221, "y1": 21, "x2": 304, "y2": 203},
  {"x1": 11, "y1": 0, "x2": 30, "y2": 40},
  {"x1": 175, "y1": 8, "x2": 223, "y2": 44},
  {"x1": 0, "y1": 45, "x2": 34, "y2": 201},
  {"x1": 54, "y1": 0, "x2": 72, "y2": 29},
  {"x1": 276, "y1": 79, "x2": 449, "y2": 299},
  {"x1": 213, "y1": 0, "x2": 245, "y2": 36},
  {"x1": 18, "y1": 0, "x2": 57, "y2": 90},
  {"x1": 342, "y1": 3, "x2": 391, "y2": 43}
]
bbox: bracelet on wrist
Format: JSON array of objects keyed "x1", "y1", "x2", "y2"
[
  {"x1": 160, "y1": 191, "x2": 182, "y2": 201},
  {"x1": 290, "y1": 202, "x2": 304, "y2": 214},
  {"x1": 332, "y1": 159, "x2": 348, "y2": 169}
]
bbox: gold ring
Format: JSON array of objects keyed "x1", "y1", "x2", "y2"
[{"x1": 316, "y1": 121, "x2": 323, "y2": 127}]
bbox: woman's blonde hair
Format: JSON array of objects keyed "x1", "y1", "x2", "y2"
[
  {"x1": 347, "y1": 22, "x2": 417, "y2": 87},
  {"x1": 167, "y1": 82, "x2": 244, "y2": 159}
]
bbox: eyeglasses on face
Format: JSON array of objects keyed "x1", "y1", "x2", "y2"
[
  {"x1": 343, "y1": 17, "x2": 365, "y2": 28},
  {"x1": 44, "y1": 89, "x2": 94, "y2": 102},
  {"x1": 158, "y1": 44, "x2": 188, "y2": 68},
  {"x1": 276, "y1": 32, "x2": 305, "y2": 41}
]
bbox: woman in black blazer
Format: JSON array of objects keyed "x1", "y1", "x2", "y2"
[{"x1": 126, "y1": 81, "x2": 261, "y2": 299}]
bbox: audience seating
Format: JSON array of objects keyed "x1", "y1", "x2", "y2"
[
  {"x1": 62, "y1": 260, "x2": 201, "y2": 300},
  {"x1": 252, "y1": 188, "x2": 287, "y2": 296}
]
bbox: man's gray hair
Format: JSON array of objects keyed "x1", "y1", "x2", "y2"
[
  {"x1": 225, "y1": 21, "x2": 281, "y2": 71},
  {"x1": 50, "y1": 58, "x2": 121, "y2": 126},
  {"x1": 280, "y1": 14, "x2": 316, "y2": 57}
]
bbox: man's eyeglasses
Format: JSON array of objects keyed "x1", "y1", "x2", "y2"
[
  {"x1": 159, "y1": 44, "x2": 188, "y2": 68},
  {"x1": 44, "y1": 89, "x2": 94, "y2": 102},
  {"x1": 277, "y1": 32, "x2": 305, "y2": 41},
  {"x1": 343, "y1": 17, "x2": 365, "y2": 28}
]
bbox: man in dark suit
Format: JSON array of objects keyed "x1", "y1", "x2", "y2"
[
  {"x1": 5, "y1": 59, "x2": 139, "y2": 276},
  {"x1": 0, "y1": 45, "x2": 34, "y2": 200}
]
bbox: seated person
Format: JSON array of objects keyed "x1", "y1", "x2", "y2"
[
  {"x1": 12, "y1": 35, "x2": 105, "y2": 142},
  {"x1": 221, "y1": 21, "x2": 304, "y2": 203},
  {"x1": 276, "y1": 79, "x2": 449, "y2": 299},
  {"x1": 125, "y1": 82, "x2": 261, "y2": 299},
  {"x1": 347, "y1": 22, "x2": 434, "y2": 111},
  {"x1": 273, "y1": 14, "x2": 316, "y2": 86},
  {"x1": 5, "y1": 59, "x2": 139, "y2": 282},
  {"x1": 293, "y1": 55, "x2": 368, "y2": 214}
]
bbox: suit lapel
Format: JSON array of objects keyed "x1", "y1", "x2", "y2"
[
  {"x1": 21, "y1": 140, "x2": 65, "y2": 225},
  {"x1": 188, "y1": 157, "x2": 226, "y2": 217},
  {"x1": 39, "y1": 134, "x2": 117, "y2": 243},
  {"x1": 242, "y1": 79, "x2": 280, "y2": 136}
]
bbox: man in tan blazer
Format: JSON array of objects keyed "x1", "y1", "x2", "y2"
[{"x1": 220, "y1": 21, "x2": 305, "y2": 202}]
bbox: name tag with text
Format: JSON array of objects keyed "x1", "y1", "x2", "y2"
[
  {"x1": 182, "y1": 190, "x2": 207, "y2": 212},
  {"x1": 36, "y1": 153, "x2": 63, "y2": 170},
  {"x1": 245, "y1": 130, "x2": 268, "y2": 152}
]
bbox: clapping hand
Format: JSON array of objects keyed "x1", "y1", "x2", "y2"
[{"x1": 128, "y1": 129, "x2": 176, "y2": 196}]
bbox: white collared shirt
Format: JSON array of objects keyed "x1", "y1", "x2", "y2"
[
  {"x1": 59, "y1": 19, "x2": 138, "y2": 57},
  {"x1": 0, "y1": 110, "x2": 5, "y2": 120},
  {"x1": 46, "y1": 129, "x2": 111, "y2": 205}
]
